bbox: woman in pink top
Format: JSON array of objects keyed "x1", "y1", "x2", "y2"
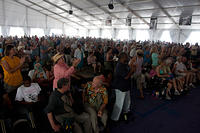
[{"x1": 52, "y1": 53, "x2": 80, "y2": 90}]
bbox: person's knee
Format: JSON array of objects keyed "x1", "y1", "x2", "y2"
[
  {"x1": 73, "y1": 122, "x2": 83, "y2": 133},
  {"x1": 101, "y1": 112, "x2": 108, "y2": 126},
  {"x1": 167, "y1": 83, "x2": 172, "y2": 88},
  {"x1": 86, "y1": 107, "x2": 97, "y2": 118}
]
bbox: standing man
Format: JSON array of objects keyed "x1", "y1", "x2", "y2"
[
  {"x1": 40, "y1": 39, "x2": 51, "y2": 65},
  {"x1": 111, "y1": 52, "x2": 134, "y2": 122}
]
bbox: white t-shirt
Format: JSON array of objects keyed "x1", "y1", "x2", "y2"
[
  {"x1": 175, "y1": 61, "x2": 187, "y2": 74},
  {"x1": 15, "y1": 83, "x2": 41, "y2": 103}
]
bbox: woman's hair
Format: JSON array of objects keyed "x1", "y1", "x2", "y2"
[
  {"x1": 44, "y1": 64, "x2": 52, "y2": 71},
  {"x1": 118, "y1": 52, "x2": 127, "y2": 60},
  {"x1": 106, "y1": 47, "x2": 112, "y2": 53},
  {"x1": 102, "y1": 69, "x2": 112, "y2": 78},
  {"x1": 4, "y1": 45, "x2": 14, "y2": 56},
  {"x1": 151, "y1": 46, "x2": 158, "y2": 53}
]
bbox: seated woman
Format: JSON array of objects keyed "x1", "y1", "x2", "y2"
[
  {"x1": 32, "y1": 63, "x2": 48, "y2": 82},
  {"x1": 156, "y1": 59, "x2": 175, "y2": 100},
  {"x1": 164, "y1": 58, "x2": 180, "y2": 95},
  {"x1": 87, "y1": 51, "x2": 101, "y2": 73},
  {"x1": 33, "y1": 55, "x2": 42, "y2": 66},
  {"x1": 83, "y1": 76, "x2": 108, "y2": 133}
]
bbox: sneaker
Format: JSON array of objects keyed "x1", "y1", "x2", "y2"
[
  {"x1": 174, "y1": 90, "x2": 180, "y2": 95},
  {"x1": 189, "y1": 83, "x2": 196, "y2": 88},
  {"x1": 166, "y1": 95, "x2": 171, "y2": 100},
  {"x1": 124, "y1": 114, "x2": 128, "y2": 121},
  {"x1": 185, "y1": 85, "x2": 189, "y2": 91}
]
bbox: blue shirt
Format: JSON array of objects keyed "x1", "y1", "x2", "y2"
[{"x1": 143, "y1": 50, "x2": 151, "y2": 64}]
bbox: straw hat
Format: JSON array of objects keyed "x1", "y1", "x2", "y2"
[
  {"x1": 17, "y1": 45, "x2": 25, "y2": 51},
  {"x1": 5, "y1": 40, "x2": 13, "y2": 44},
  {"x1": 52, "y1": 53, "x2": 64, "y2": 63},
  {"x1": 136, "y1": 49, "x2": 144, "y2": 55}
]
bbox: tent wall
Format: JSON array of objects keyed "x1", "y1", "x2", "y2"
[
  {"x1": 0, "y1": 0, "x2": 63, "y2": 36},
  {"x1": 90, "y1": 28, "x2": 197, "y2": 44}
]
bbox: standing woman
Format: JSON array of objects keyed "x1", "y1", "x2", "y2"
[
  {"x1": 52, "y1": 53, "x2": 80, "y2": 90},
  {"x1": 104, "y1": 47, "x2": 113, "y2": 72},
  {"x1": 74, "y1": 44, "x2": 85, "y2": 70},
  {"x1": 1, "y1": 45, "x2": 25, "y2": 100},
  {"x1": 151, "y1": 46, "x2": 159, "y2": 68}
]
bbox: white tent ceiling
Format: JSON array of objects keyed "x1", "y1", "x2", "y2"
[{"x1": 9, "y1": 0, "x2": 200, "y2": 30}]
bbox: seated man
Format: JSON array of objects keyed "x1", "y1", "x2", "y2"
[
  {"x1": 173, "y1": 56, "x2": 195, "y2": 90},
  {"x1": 45, "y1": 78, "x2": 92, "y2": 133},
  {"x1": 83, "y1": 76, "x2": 108, "y2": 133},
  {"x1": 15, "y1": 76, "x2": 42, "y2": 129},
  {"x1": 15, "y1": 76, "x2": 41, "y2": 104}
]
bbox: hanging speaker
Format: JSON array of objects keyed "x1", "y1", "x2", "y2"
[
  {"x1": 105, "y1": 19, "x2": 112, "y2": 26},
  {"x1": 126, "y1": 17, "x2": 132, "y2": 26},
  {"x1": 69, "y1": 10, "x2": 73, "y2": 15},
  {"x1": 179, "y1": 15, "x2": 192, "y2": 25},
  {"x1": 150, "y1": 17, "x2": 157, "y2": 29}
]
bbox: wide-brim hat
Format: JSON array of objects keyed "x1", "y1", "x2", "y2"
[
  {"x1": 17, "y1": 45, "x2": 25, "y2": 51},
  {"x1": 52, "y1": 53, "x2": 64, "y2": 63},
  {"x1": 136, "y1": 49, "x2": 144, "y2": 55}
]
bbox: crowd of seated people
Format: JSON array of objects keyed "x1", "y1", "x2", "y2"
[{"x1": 0, "y1": 35, "x2": 200, "y2": 133}]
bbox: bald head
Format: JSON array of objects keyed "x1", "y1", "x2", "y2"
[{"x1": 92, "y1": 76, "x2": 103, "y2": 88}]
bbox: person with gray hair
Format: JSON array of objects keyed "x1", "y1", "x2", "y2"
[
  {"x1": 45, "y1": 78, "x2": 92, "y2": 133},
  {"x1": 83, "y1": 76, "x2": 108, "y2": 133}
]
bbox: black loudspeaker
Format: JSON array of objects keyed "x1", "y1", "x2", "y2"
[
  {"x1": 126, "y1": 17, "x2": 132, "y2": 26},
  {"x1": 179, "y1": 15, "x2": 192, "y2": 25},
  {"x1": 108, "y1": 3, "x2": 114, "y2": 9},
  {"x1": 69, "y1": 10, "x2": 73, "y2": 15},
  {"x1": 150, "y1": 17, "x2": 157, "y2": 29}
]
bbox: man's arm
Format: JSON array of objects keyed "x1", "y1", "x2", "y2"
[
  {"x1": 98, "y1": 88, "x2": 108, "y2": 117},
  {"x1": 47, "y1": 112, "x2": 61, "y2": 132},
  {"x1": 98, "y1": 104, "x2": 106, "y2": 117}
]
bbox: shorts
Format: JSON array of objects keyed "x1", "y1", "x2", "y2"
[
  {"x1": 4, "y1": 83, "x2": 20, "y2": 93},
  {"x1": 133, "y1": 73, "x2": 145, "y2": 89},
  {"x1": 176, "y1": 73, "x2": 186, "y2": 77}
]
